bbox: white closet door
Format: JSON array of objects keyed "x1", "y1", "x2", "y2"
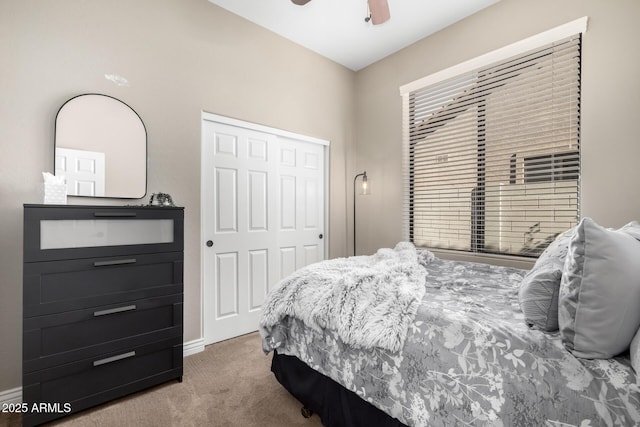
[
  {"x1": 276, "y1": 136, "x2": 325, "y2": 274},
  {"x1": 202, "y1": 117, "x2": 326, "y2": 345}
]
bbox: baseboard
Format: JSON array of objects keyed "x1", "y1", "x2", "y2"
[
  {"x1": 1, "y1": 340, "x2": 206, "y2": 405},
  {"x1": 183, "y1": 338, "x2": 205, "y2": 357},
  {"x1": 0, "y1": 386, "x2": 21, "y2": 406}
]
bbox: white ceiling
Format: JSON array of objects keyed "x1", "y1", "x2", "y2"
[{"x1": 207, "y1": 0, "x2": 499, "y2": 71}]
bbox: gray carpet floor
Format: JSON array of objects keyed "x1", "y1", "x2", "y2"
[{"x1": 0, "y1": 332, "x2": 322, "y2": 427}]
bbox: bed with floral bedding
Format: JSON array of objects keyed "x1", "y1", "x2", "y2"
[{"x1": 260, "y1": 233, "x2": 640, "y2": 427}]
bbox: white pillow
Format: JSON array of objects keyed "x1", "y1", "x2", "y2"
[
  {"x1": 620, "y1": 220, "x2": 640, "y2": 241},
  {"x1": 558, "y1": 217, "x2": 640, "y2": 359}
]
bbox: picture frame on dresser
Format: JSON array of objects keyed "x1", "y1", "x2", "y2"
[{"x1": 22, "y1": 204, "x2": 184, "y2": 427}]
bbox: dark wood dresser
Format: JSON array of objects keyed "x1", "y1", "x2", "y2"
[{"x1": 22, "y1": 204, "x2": 184, "y2": 426}]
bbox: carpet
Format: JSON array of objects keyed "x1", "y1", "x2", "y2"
[{"x1": 0, "y1": 332, "x2": 321, "y2": 427}]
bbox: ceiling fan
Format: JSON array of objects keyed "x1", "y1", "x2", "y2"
[{"x1": 291, "y1": 0, "x2": 391, "y2": 25}]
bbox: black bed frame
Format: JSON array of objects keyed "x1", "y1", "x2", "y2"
[{"x1": 271, "y1": 351, "x2": 408, "y2": 427}]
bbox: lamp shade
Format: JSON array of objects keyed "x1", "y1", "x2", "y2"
[{"x1": 360, "y1": 173, "x2": 370, "y2": 195}]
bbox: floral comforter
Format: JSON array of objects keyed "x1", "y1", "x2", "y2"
[{"x1": 262, "y1": 254, "x2": 640, "y2": 426}]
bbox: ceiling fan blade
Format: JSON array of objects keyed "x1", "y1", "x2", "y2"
[
  {"x1": 368, "y1": 0, "x2": 390, "y2": 25},
  {"x1": 291, "y1": 0, "x2": 312, "y2": 5}
]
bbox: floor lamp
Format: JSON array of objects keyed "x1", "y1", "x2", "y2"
[{"x1": 353, "y1": 171, "x2": 368, "y2": 256}]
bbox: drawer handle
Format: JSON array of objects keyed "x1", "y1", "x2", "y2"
[
  {"x1": 93, "y1": 258, "x2": 137, "y2": 267},
  {"x1": 93, "y1": 351, "x2": 136, "y2": 367},
  {"x1": 93, "y1": 305, "x2": 137, "y2": 317},
  {"x1": 93, "y1": 211, "x2": 137, "y2": 217}
]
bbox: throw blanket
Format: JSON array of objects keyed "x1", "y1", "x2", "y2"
[{"x1": 260, "y1": 242, "x2": 431, "y2": 352}]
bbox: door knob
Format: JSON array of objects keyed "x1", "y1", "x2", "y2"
[
  {"x1": 206, "y1": 240, "x2": 214, "y2": 247},
  {"x1": 318, "y1": 234, "x2": 323, "y2": 239}
]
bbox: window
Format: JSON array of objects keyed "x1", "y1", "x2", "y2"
[
  {"x1": 401, "y1": 20, "x2": 586, "y2": 257},
  {"x1": 524, "y1": 150, "x2": 579, "y2": 183}
]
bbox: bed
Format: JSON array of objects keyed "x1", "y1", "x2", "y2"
[{"x1": 260, "y1": 219, "x2": 640, "y2": 427}]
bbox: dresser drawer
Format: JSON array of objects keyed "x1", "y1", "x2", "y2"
[
  {"x1": 24, "y1": 294, "x2": 182, "y2": 372},
  {"x1": 24, "y1": 252, "x2": 183, "y2": 317},
  {"x1": 22, "y1": 338, "x2": 182, "y2": 426},
  {"x1": 24, "y1": 205, "x2": 184, "y2": 262}
]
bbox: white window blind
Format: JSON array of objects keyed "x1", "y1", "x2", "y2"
[{"x1": 402, "y1": 33, "x2": 582, "y2": 257}]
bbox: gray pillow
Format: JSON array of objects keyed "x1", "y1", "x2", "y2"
[
  {"x1": 536, "y1": 228, "x2": 574, "y2": 268},
  {"x1": 559, "y1": 217, "x2": 640, "y2": 359},
  {"x1": 631, "y1": 327, "x2": 640, "y2": 377},
  {"x1": 519, "y1": 268, "x2": 562, "y2": 330},
  {"x1": 518, "y1": 227, "x2": 574, "y2": 331}
]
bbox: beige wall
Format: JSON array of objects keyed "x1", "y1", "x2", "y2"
[
  {"x1": 0, "y1": 0, "x2": 354, "y2": 391},
  {"x1": 354, "y1": 0, "x2": 640, "y2": 257}
]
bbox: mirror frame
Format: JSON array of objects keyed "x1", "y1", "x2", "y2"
[{"x1": 54, "y1": 93, "x2": 148, "y2": 199}]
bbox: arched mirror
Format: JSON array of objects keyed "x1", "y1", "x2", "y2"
[{"x1": 54, "y1": 93, "x2": 147, "y2": 198}]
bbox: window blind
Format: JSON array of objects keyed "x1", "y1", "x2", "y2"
[{"x1": 403, "y1": 34, "x2": 581, "y2": 257}]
